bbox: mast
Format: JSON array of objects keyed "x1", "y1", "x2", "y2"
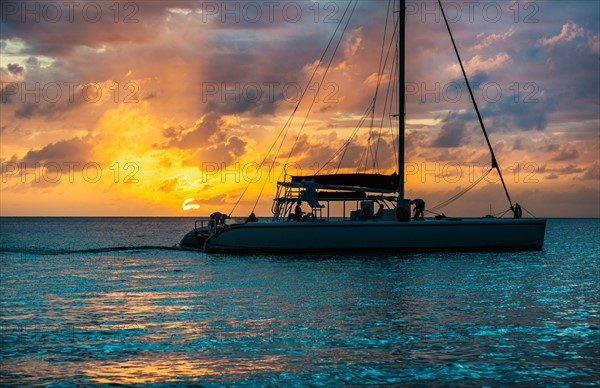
[{"x1": 398, "y1": 0, "x2": 406, "y2": 198}]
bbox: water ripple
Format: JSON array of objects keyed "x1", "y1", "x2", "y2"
[{"x1": 1, "y1": 218, "x2": 598, "y2": 385}]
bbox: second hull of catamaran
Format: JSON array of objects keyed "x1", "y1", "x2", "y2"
[{"x1": 181, "y1": 218, "x2": 546, "y2": 253}]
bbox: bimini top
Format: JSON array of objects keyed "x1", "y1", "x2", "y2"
[{"x1": 289, "y1": 173, "x2": 399, "y2": 191}]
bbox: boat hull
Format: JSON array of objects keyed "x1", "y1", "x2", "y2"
[
  {"x1": 180, "y1": 229, "x2": 209, "y2": 249},
  {"x1": 184, "y1": 218, "x2": 546, "y2": 253}
]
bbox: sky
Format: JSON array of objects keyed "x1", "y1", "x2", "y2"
[{"x1": 1, "y1": 0, "x2": 598, "y2": 217}]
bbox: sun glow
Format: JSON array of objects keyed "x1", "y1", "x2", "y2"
[
  {"x1": 0, "y1": 2, "x2": 597, "y2": 217},
  {"x1": 182, "y1": 198, "x2": 200, "y2": 211}
]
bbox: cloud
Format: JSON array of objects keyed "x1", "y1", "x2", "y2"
[
  {"x1": 551, "y1": 144, "x2": 580, "y2": 162},
  {"x1": 1, "y1": 1, "x2": 598, "y2": 217},
  {"x1": 6, "y1": 63, "x2": 24, "y2": 77},
  {"x1": 203, "y1": 91, "x2": 283, "y2": 117},
  {"x1": 482, "y1": 92, "x2": 559, "y2": 132},
  {"x1": 164, "y1": 114, "x2": 225, "y2": 149},
  {"x1": 18, "y1": 136, "x2": 95, "y2": 167},
  {"x1": 0, "y1": 2, "x2": 188, "y2": 56},
  {"x1": 539, "y1": 20, "x2": 585, "y2": 46},
  {"x1": 0, "y1": 82, "x2": 17, "y2": 104},
  {"x1": 577, "y1": 163, "x2": 600, "y2": 181},
  {"x1": 227, "y1": 136, "x2": 247, "y2": 158},
  {"x1": 182, "y1": 198, "x2": 200, "y2": 211},
  {"x1": 431, "y1": 118, "x2": 466, "y2": 148},
  {"x1": 464, "y1": 53, "x2": 513, "y2": 73},
  {"x1": 473, "y1": 27, "x2": 516, "y2": 50},
  {"x1": 2, "y1": 58, "x2": 134, "y2": 119},
  {"x1": 14, "y1": 101, "x2": 38, "y2": 118},
  {"x1": 337, "y1": 27, "x2": 363, "y2": 70},
  {"x1": 158, "y1": 174, "x2": 211, "y2": 193},
  {"x1": 589, "y1": 34, "x2": 600, "y2": 52},
  {"x1": 162, "y1": 114, "x2": 248, "y2": 167},
  {"x1": 179, "y1": 134, "x2": 249, "y2": 167},
  {"x1": 431, "y1": 110, "x2": 476, "y2": 148},
  {"x1": 556, "y1": 165, "x2": 584, "y2": 174}
]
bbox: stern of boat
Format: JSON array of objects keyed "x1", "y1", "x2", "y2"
[{"x1": 179, "y1": 219, "x2": 215, "y2": 250}]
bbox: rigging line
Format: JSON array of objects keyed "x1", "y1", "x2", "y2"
[
  {"x1": 429, "y1": 168, "x2": 491, "y2": 212},
  {"x1": 372, "y1": 3, "x2": 399, "y2": 172},
  {"x1": 494, "y1": 208, "x2": 512, "y2": 218},
  {"x1": 277, "y1": 0, "x2": 354, "y2": 182},
  {"x1": 369, "y1": 98, "x2": 377, "y2": 173},
  {"x1": 374, "y1": 8, "x2": 399, "y2": 99},
  {"x1": 521, "y1": 205, "x2": 538, "y2": 219},
  {"x1": 371, "y1": 13, "x2": 399, "y2": 172},
  {"x1": 360, "y1": 99, "x2": 377, "y2": 174},
  {"x1": 437, "y1": 0, "x2": 513, "y2": 209},
  {"x1": 252, "y1": 140, "x2": 287, "y2": 213},
  {"x1": 375, "y1": 0, "x2": 393, "y2": 92},
  {"x1": 316, "y1": 1, "x2": 394, "y2": 175},
  {"x1": 251, "y1": 162, "x2": 275, "y2": 213},
  {"x1": 230, "y1": 1, "x2": 355, "y2": 216},
  {"x1": 334, "y1": 101, "x2": 375, "y2": 172},
  {"x1": 315, "y1": 3, "x2": 399, "y2": 179},
  {"x1": 428, "y1": 167, "x2": 492, "y2": 212},
  {"x1": 387, "y1": 61, "x2": 399, "y2": 167},
  {"x1": 374, "y1": 28, "x2": 399, "y2": 170},
  {"x1": 284, "y1": 0, "x2": 358, "y2": 168},
  {"x1": 228, "y1": 107, "x2": 297, "y2": 217},
  {"x1": 314, "y1": 99, "x2": 372, "y2": 175},
  {"x1": 366, "y1": 0, "x2": 392, "y2": 174},
  {"x1": 253, "y1": 103, "x2": 301, "y2": 212},
  {"x1": 288, "y1": 0, "x2": 358, "y2": 172}
]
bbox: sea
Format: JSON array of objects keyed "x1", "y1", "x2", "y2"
[{"x1": 0, "y1": 217, "x2": 598, "y2": 386}]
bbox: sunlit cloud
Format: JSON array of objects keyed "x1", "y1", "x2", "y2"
[
  {"x1": 0, "y1": 1, "x2": 598, "y2": 217},
  {"x1": 539, "y1": 20, "x2": 585, "y2": 46},
  {"x1": 182, "y1": 198, "x2": 200, "y2": 211},
  {"x1": 473, "y1": 26, "x2": 516, "y2": 50}
]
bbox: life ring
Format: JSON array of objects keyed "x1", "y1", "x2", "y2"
[{"x1": 396, "y1": 206, "x2": 410, "y2": 221}]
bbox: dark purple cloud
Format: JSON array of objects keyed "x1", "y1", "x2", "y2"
[
  {"x1": 19, "y1": 136, "x2": 94, "y2": 166},
  {"x1": 551, "y1": 144, "x2": 580, "y2": 162},
  {"x1": 578, "y1": 163, "x2": 599, "y2": 180},
  {"x1": 2, "y1": 0, "x2": 599, "y2": 174},
  {"x1": 6, "y1": 63, "x2": 24, "y2": 76},
  {"x1": 163, "y1": 113, "x2": 223, "y2": 149},
  {"x1": 431, "y1": 110, "x2": 476, "y2": 147}
]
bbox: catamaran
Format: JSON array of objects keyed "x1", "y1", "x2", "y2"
[{"x1": 180, "y1": 0, "x2": 546, "y2": 252}]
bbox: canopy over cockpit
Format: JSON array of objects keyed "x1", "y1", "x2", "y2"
[{"x1": 288, "y1": 173, "x2": 399, "y2": 192}]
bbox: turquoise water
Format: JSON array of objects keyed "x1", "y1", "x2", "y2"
[{"x1": 1, "y1": 218, "x2": 598, "y2": 385}]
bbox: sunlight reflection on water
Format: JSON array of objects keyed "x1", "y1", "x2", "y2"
[{"x1": 0, "y1": 218, "x2": 598, "y2": 385}]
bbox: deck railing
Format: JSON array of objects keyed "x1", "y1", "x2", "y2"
[{"x1": 194, "y1": 219, "x2": 218, "y2": 236}]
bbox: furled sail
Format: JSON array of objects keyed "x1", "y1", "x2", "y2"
[{"x1": 290, "y1": 173, "x2": 399, "y2": 191}]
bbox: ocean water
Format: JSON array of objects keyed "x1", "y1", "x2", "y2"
[{"x1": 0, "y1": 217, "x2": 598, "y2": 386}]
